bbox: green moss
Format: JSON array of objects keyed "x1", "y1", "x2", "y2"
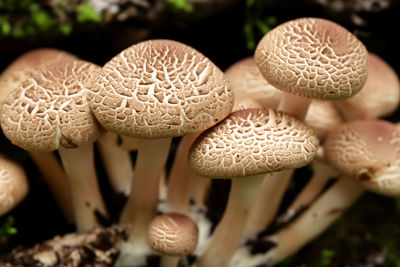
[
  {"x1": 165, "y1": 0, "x2": 194, "y2": 13},
  {"x1": 76, "y1": 3, "x2": 102, "y2": 23},
  {"x1": 0, "y1": 216, "x2": 17, "y2": 245}
]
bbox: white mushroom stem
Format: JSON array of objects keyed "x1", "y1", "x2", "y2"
[
  {"x1": 279, "y1": 159, "x2": 338, "y2": 223},
  {"x1": 28, "y1": 151, "x2": 74, "y2": 223},
  {"x1": 117, "y1": 138, "x2": 172, "y2": 266},
  {"x1": 259, "y1": 176, "x2": 364, "y2": 265},
  {"x1": 97, "y1": 139, "x2": 133, "y2": 196},
  {"x1": 166, "y1": 133, "x2": 200, "y2": 213},
  {"x1": 243, "y1": 169, "x2": 294, "y2": 240},
  {"x1": 277, "y1": 92, "x2": 312, "y2": 120},
  {"x1": 196, "y1": 174, "x2": 264, "y2": 267},
  {"x1": 160, "y1": 256, "x2": 180, "y2": 267},
  {"x1": 188, "y1": 172, "x2": 211, "y2": 209},
  {"x1": 58, "y1": 144, "x2": 108, "y2": 232}
]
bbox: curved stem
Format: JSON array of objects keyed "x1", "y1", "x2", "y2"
[
  {"x1": 29, "y1": 151, "x2": 74, "y2": 223},
  {"x1": 58, "y1": 144, "x2": 108, "y2": 232},
  {"x1": 188, "y1": 172, "x2": 211, "y2": 209},
  {"x1": 97, "y1": 139, "x2": 133, "y2": 196},
  {"x1": 277, "y1": 92, "x2": 312, "y2": 120},
  {"x1": 166, "y1": 133, "x2": 200, "y2": 214},
  {"x1": 116, "y1": 138, "x2": 172, "y2": 266},
  {"x1": 279, "y1": 160, "x2": 338, "y2": 223},
  {"x1": 196, "y1": 175, "x2": 264, "y2": 267},
  {"x1": 243, "y1": 169, "x2": 294, "y2": 240}
]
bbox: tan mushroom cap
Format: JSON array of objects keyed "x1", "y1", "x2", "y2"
[
  {"x1": 189, "y1": 109, "x2": 319, "y2": 178},
  {"x1": 232, "y1": 98, "x2": 264, "y2": 112},
  {"x1": 1, "y1": 56, "x2": 103, "y2": 152},
  {"x1": 225, "y1": 57, "x2": 281, "y2": 109},
  {"x1": 255, "y1": 17, "x2": 368, "y2": 99},
  {"x1": 0, "y1": 155, "x2": 28, "y2": 216},
  {"x1": 305, "y1": 100, "x2": 343, "y2": 140},
  {"x1": 0, "y1": 48, "x2": 78, "y2": 113},
  {"x1": 89, "y1": 39, "x2": 233, "y2": 139},
  {"x1": 324, "y1": 119, "x2": 400, "y2": 196},
  {"x1": 148, "y1": 213, "x2": 198, "y2": 256},
  {"x1": 334, "y1": 52, "x2": 400, "y2": 120}
]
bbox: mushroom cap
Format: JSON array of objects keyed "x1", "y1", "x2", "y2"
[
  {"x1": 148, "y1": 213, "x2": 198, "y2": 256},
  {"x1": 0, "y1": 48, "x2": 78, "y2": 113},
  {"x1": 225, "y1": 57, "x2": 281, "y2": 109},
  {"x1": 255, "y1": 17, "x2": 368, "y2": 99},
  {"x1": 334, "y1": 52, "x2": 400, "y2": 120},
  {"x1": 1, "y1": 56, "x2": 103, "y2": 152},
  {"x1": 89, "y1": 39, "x2": 233, "y2": 139},
  {"x1": 189, "y1": 109, "x2": 319, "y2": 178},
  {"x1": 324, "y1": 119, "x2": 400, "y2": 196},
  {"x1": 304, "y1": 100, "x2": 343, "y2": 141},
  {"x1": 0, "y1": 155, "x2": 28, "y2": 216},
  {"x1": 232, "y1": 98, "x2": 264, "y2": 112}
]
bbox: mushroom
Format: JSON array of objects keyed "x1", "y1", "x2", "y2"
[
  {"x1": 148, "y1": 212, "x2": 198, "y2": 267},
  {"x1": 255, "y1": 17, "x2": 368, "y2": 119},
  {"x1": 0, "y1": 155, "x2": 28, "y2": 216},
  {"x1": 1, "y1": 55, "x2": 107, "y2": 232},
  {"x1": 189, "y1": 108, "x2": 318, "y2": 267},
  {"x1": 224, "y1": 57, "x2": 281, "y2": 109},
  {"x1": 0, "y1": 48, "x2": 75, "y2": 222},
  {"x1": 88, "y1": 39, "x2": 233, "y2": 265},
  {"x1": 334, "y1": 52, "x2": 400, "y2": 120},
  {"x1": 231, "y1": 119, "x2": 400, "y2": 266}
]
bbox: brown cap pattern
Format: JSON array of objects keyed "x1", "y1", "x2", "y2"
[
  {"x1": 324, "y1": 120, "x2": 400, "y2": 196},
  {"x1": 148, "y1": 213, "x2": 198, "y2": 256},
  {"x1": 89, "y1": 39, "x2": 233, "y2": 139},
  {"x1": 1, "y1": 58, "x2": 102, "y2": 152},
  {"x1": 255, "y1": 18, "x2": 368, "y2": 99},
  {"x1": 189, "y1": 109, "x2": 319, "y2": 178},
  {"x1": 0, "y1": 156, "x2": 28, "y2": 215}
]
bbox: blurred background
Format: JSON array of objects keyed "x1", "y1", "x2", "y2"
[{"x1": 0, "y1": 0, "x2": 399, "y2": 266}]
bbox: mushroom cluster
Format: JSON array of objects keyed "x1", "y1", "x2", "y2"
[{"x1": 0, "y1": 16, "x2": 399, "y2": 267}]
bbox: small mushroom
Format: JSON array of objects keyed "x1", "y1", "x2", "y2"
[
  {"x1": 148, "y1": 213, "x2": 198, "y2": 267},
  {"x1": 255, "y1": 17, "x2": 368, "y2": 119},
  {"x1": 189, "y1": 108, "x2": 318, "y2": 267},
  {"x1": 0, "y1": 155, "x2": 28, "y2": 216}
]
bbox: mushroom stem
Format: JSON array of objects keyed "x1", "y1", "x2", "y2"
[
  {"x1": 243, "y1": 169, "x2": 294, "y2": 240},
  {"x1": 188, "y1": 172, "x2": 211, "y2": 209},
  {"x1": 117, "y1": 137, "x2": 172, "y2": 266},
  {"x1": 277, "y1": 92, "x2": 312, "y2": 120},
  {"x1": 28, "y1": 151, "x2": 74, "y2": 223},
  {"x1": 166, "y1": 133, "x2": 200, "y2": 213},
  {"x1": 262, "y1": 176, "x2": 364, "y2": 265},
  {"x1": 160, "y1": 255, "x2": 180, "y2": 267},
  {"x1": 97, "y1": 139, "x2": 133, "y2": 196},
  {"x1": 279, "y1": 159, "x2": 338, "y2": 223},
  {"x1": 196, "y1": 174, "x2": 264, "y2": 267},
  {"x1": 58, "y1": 144, "x2": 108, "y2": 232}
]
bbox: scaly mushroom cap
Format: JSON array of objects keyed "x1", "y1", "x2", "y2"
[
  {"x1": 225, "y1": 57, "x2": 281, "y2": 109},
  {"x1": 148, "y1": 213, "x2": 198, "y2": 256},
  {"x1": 324, "y1": 120, "x2": 400, "y2": 196},
  {"x1": 189, "y1": 109, "x2": 319, "y2": 178},
  {"x1": 0, "y1": 48, "x2": 78, "y2": 113},
  {"x1": 255, "y1": 17, "x2": 368, "y2": 99},
  {"x1": 305, "y1": 100, "x2": 343, "y2": 141},
  {"x1": 0, "y1": 155, "x2": 28, "y2": 216},
  {"x1": 1, "y1": 57, "x2": 103, "y2": 152},
  {"x1": 334, "y1": 52, "x2": 400, "y2": 120},
  {"x1": 89, "y1": 39, "x2": 233, "y2": 139}
]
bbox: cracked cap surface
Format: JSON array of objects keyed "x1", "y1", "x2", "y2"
[
  {"x1": 255, "y1": 17, "x2": 368, "y2": 99},
  {"x1": 1, "y1": 56, "x2": 103, "y2": 152},
  {"x1": 189, "y1": 108, "x2": 319, "y2": 178},
  {"x1": 324, "y1": 120, "x2": 400, "y2": 196},
  {"x1": 89, "y1": 39, "x2": 233, "y2": 139}
]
